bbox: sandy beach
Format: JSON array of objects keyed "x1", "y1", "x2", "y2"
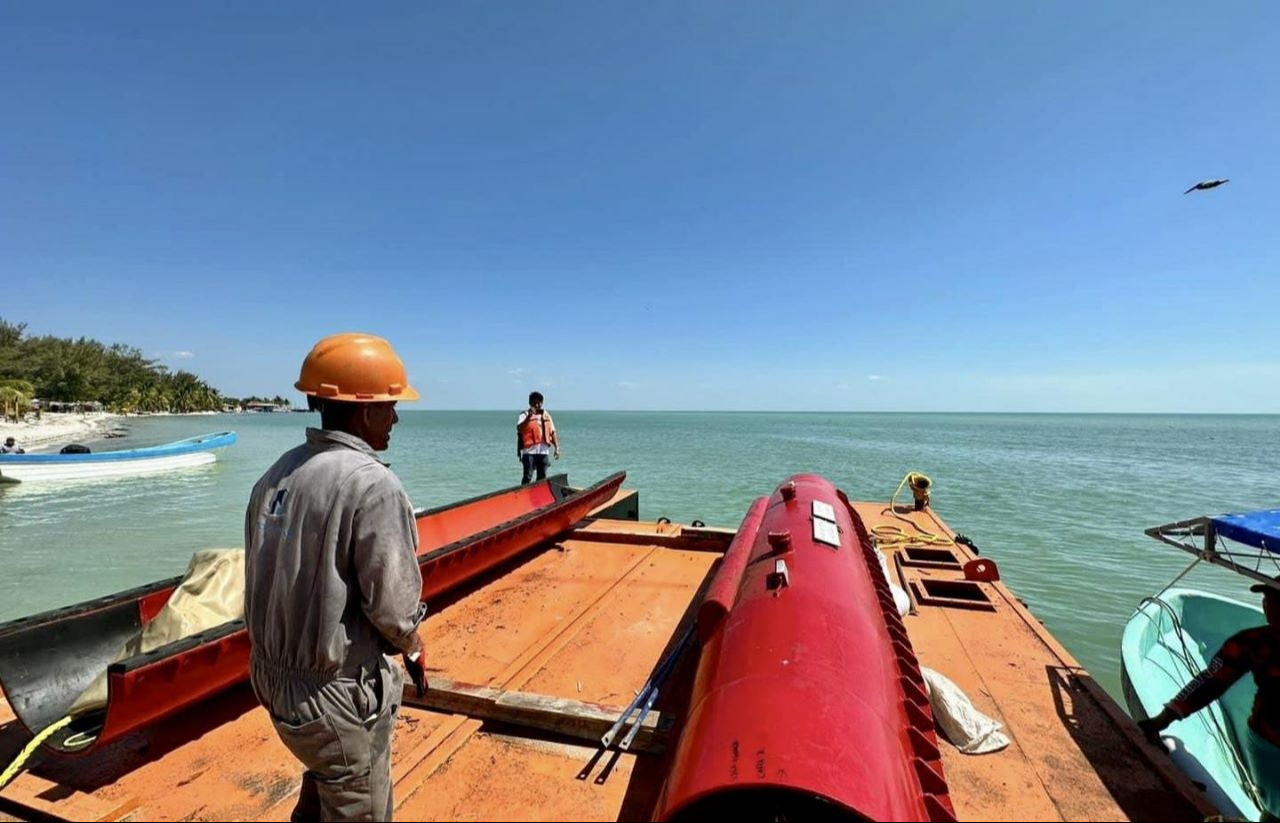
[{"x1": 0, "y1": 412, "x2": 122, "y2": 453}]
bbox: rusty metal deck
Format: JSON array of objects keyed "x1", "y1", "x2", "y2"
[
  {"x1": 0, "y1": 495, "x2": 1214, "y2": 822},
  {"x1": 852, "y1": 502, "x2": 1217, "y2": 822}
]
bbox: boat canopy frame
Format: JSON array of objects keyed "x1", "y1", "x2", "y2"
[{"x1": 1146, "y1": 509, "x2": 1280, "y2": 592}]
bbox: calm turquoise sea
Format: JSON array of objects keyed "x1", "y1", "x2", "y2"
[{"x1": 2, "y1": 411, "x2": 1277, "y2": 703}]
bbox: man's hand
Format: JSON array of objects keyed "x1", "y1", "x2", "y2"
[
  {"x1": 1137, "y1": 709, "x2": 1174, "y2": 744},
  {"x1": 554, "y1": 448, "x2": 561, "y2": 460},
  {"x1": 403, "y1": 651, "x2": 427, "y2": 698}
]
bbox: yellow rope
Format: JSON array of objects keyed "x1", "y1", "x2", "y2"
[
  {"x1": 0, "y1": 715, "x2": 71, "y2": 789},
  {"x1": 874, "y1": 472, "x2": 954, "y2": 548},
  {"x1": 871, "y1": 522, "x2": 955, "y2": 548}
]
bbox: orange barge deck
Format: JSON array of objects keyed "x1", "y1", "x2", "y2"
[{"x1": 0, "y1": 485, "x2": 1216, "y2": 822}]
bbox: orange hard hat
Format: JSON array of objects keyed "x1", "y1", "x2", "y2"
[{"x1": 295, "y1": 332, "x2": 420, "y2": 402}]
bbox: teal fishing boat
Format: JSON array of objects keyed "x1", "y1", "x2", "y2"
[{"x1": 1122, "y1": 509, "x2": 1280, "y2": 822}]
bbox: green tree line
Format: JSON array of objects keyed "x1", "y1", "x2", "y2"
[
  {"x1": 235, "y1": 395, "x2": 294, "y2": 408},
  {"x1": 0, "y1": 318, "x2": 226, "y2": 417}
]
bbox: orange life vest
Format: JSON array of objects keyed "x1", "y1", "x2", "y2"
[{"x1": 520, "y1": 411, "x2": 555, "y2": 450}]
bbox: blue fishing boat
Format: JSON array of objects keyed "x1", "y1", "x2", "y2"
[{"x1": 0, "y1": 431, "x2": 236, "y2": 484}]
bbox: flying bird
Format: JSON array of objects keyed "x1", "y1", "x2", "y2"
[{"x1": 1184, "y1": 179, "x2": 1229, "y2": 194}]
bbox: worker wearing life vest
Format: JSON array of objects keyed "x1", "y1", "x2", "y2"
[{"x1": 516, "y1": 391, "x2": 560, "y2": 484}]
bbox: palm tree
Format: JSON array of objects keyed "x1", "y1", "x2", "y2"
[{"x1": 0, "y1": 379, "x2": 34, "y2": 422}]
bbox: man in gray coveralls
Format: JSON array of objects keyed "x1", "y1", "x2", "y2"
[{"x1": 244, "y1": 332, "x2": 429, "y2": 822}]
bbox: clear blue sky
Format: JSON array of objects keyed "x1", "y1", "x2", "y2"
[{"x1": 4, "y1": 3, "x2": 1278, "y2": 412}]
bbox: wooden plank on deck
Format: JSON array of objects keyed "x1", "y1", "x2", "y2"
[
  {"x1": 0, "y1": 773, "x2": 139, "y2": 822},
  {"x1": 402, "y1": 679, "x2": 672, "y2": 755},
  {"x1": 571, "y1": 525, "x2": 734, "y2": 553}
]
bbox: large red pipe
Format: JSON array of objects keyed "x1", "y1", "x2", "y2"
[{"x1": 653, "y1": 474, "x2": 956, "y2": 823}]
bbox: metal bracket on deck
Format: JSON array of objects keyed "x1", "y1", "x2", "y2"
[{"x1": 963, "y1": 558, "x2": 1000, "y2": 582}]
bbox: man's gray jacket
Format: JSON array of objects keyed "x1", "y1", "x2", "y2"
[{"x1": 244, "y1": 428, "x2": 424, "y2": 678}]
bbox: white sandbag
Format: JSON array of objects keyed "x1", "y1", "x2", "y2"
[
  {"x1": 873, "y1": 546, "x2": 912, "y2": 618},
  {"x1": 69, "y1": 548, "x2": 246, "y2": 717},
  {"x1": 921, "y1": 665, "x2": 1011, "y2": 755}
]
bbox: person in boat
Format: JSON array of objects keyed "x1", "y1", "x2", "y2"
[
  {"x1": 516, "y1": 390, "x2": 560, "y2": 484},
  {"x1": 1139, "y1": 575, "x2": 1280, "y2": 821},
  {"x1": 243, "y1": 332, "x2": 428, "y2": 823},
  {"x1": 0, "y1": 437, "x2": 23, "y2": 454}
]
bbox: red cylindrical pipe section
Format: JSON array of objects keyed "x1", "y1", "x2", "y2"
[
  {"x1": 697, "y1": 496, "x2": 767, "y2": 645},
  {"x1": 654, "y1": 473, "x2": 949, "y2": 823}
]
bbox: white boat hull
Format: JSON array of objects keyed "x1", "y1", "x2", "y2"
[
  {"x1": 0, "y1": 431, "x2": 236, "y2": 484},
  {"x1": 0, "y1": 450, "x2": 223, "y2": 482}
]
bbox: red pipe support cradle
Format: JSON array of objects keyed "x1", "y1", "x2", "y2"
[{"x1": 0, "y1": 473, "x2": 626, "y2": 756}]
